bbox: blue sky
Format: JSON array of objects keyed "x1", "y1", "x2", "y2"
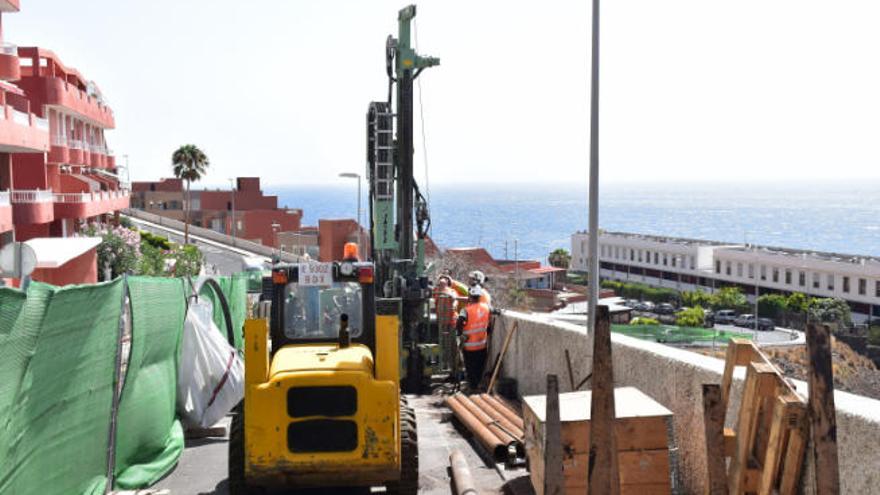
[{"x1": 8, "y1": 0, "x2": 880, "y2": 186}]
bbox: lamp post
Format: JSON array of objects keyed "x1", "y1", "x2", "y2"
[
  {"x1": 338, "y1": 172, "x2": 362, "y2": 250},
  {"x1": 271, "y1": 221, "x2": 281, "y2": 260},
  {"x1": 228, "y1": 178, "x2": 236, "y2": 244}
]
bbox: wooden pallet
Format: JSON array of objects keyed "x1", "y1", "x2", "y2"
[{"x1": 707, "y1": 339, "x2": 808, "y2": 495}]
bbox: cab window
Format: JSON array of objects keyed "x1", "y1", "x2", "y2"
[{"x1": 282, "y1": 281, "x2": 363, "y2": 340}]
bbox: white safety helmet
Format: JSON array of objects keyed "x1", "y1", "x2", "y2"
[
  {"x1": 468, "y1": 286, "x2": 483, "y2": 299},
  {"x1": 468, "y1": 270, "x2": 486, "y2": 286}
]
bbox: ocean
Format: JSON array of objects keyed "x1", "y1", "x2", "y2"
[{"x1": 267, "y1": 180, "x2": 880, "y2": 263}]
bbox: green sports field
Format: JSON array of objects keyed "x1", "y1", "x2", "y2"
[{"x1": 611, "y1": 324, "x2": 753, "y2": 345}]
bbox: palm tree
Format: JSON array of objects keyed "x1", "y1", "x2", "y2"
[
  {"x1": 548, "y1": 248, "x2": 572, "y2": 269},
  {"x1": 171, "y1": 144, "x2": 209, "y2": 244}
]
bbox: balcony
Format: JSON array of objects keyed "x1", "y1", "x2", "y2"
[
  {"x1": 0, "y1": 104, "x2": 49, "y2": 153},
  {"x1": 0, "y1": 190, "x2": 11, "y2": 233},
  {"x1": 0, "y1": 43, "x2": 20, "y2": 81},
  {"x1": 11, "y1": 189, "x2": 54, "y2": 225},
  {"x1": 68, "y1": 138, "x2": 85, "y2": 164},
  {"x1": 48, "y1": 134, "x2": 69, "y2": 164},
  {"x1": 53, "y1": 189, "x2": 130, "y2": 219},
  {"x1": 42, "y1": 76, "x2": 115, "y2": 129},
  {"x1": 0, "y1": 104, "x2": 50, "y2": 153}
]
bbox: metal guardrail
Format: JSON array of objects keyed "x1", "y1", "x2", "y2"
[
  {"x1": 51, "y1": 134, "x2": 67, "y2": 146},
  {"x1": 123, "y1": 208, "x2": 303, "y2": 263},
  {"x1": 11, "y1": 189, "x2": 54, "y2": 203}
]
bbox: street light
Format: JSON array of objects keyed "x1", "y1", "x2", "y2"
[
  {"x1": 338, "y1": 172, "x2": 363, "y2": 250},
  {"x1": 271, "y1": 221, "x2": 281, "y2": 260},
  {"x1": 228, "y1": 178, "x2": 236, "y2": 244}
]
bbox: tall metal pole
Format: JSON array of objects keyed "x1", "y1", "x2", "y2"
[{"x1": 587, "y1": 0, "x2": 601, "y2": 335}]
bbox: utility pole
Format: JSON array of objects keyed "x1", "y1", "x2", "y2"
[
  {"x1": 514, "y1": 239, "x2": 519, "y2": 288},
  {"x1": 587, "y1": 0, "x2": 601, "y2": 336},
  {"x1": 228, "y1": 178, "x2": 236, "y2": 244}
]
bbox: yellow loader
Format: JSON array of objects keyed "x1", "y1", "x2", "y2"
[{"x1": 228, "y1": 260, "x2": 417, "y2": 494}]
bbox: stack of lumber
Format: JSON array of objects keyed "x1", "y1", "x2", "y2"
[{"x1": 523, "y1": 387, "x2": 673, "y2": 495}]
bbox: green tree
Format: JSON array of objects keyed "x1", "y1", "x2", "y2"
[
  {"x1": 712, "y1": 286, "x2": 748, "y2": 313},
  {"x1": 808, "y1": 298, "x2": 852, "y2": 330},
  {"x1": 548, "y1": 248, "x2": 572, "y2": 269},
  {"x1": 682, "y1": 290, "x2": 713, "y2": 309},
  {"x1": 675, "y1": 306, "x2": 705, "y2": 327},
  {"x1": 172, "y1": 144, "x2": 209, "y2": 244},
  {"x1": 758, "y1": 294, "x2": 788, "y2": 320}
]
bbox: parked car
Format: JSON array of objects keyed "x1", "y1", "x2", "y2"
[
  {"x1": 757, "y1": 318, "x2": 776, "y2": 331},
  {"x1": 624, "y1": 299, "x2": 640, "y2": 309},
  {"x1": 703, "y1": 310, "x2": 715, "y2": 328},
  {"x1": 656, "y1": 303, "x2": 676, "y2": 315},
  {"x1": 636, "y1": 301, "x2": 655, "y2": 312},
  {"x1": 734, "y1": 314, "x2": 756, "y2": 327},
  {"x1": 715, "y1": 309, "x2": 738, "y2": 325}
]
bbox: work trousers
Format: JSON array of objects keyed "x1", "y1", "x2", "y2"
[{"x1": 462, "y1": 348, "x2": 488, "y2": 389}]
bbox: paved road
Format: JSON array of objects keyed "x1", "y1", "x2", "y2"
[{"x1": 154, "y1": 395, "x2": 529, "y2": 495}]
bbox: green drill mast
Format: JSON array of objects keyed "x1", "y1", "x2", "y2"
[{"x1": 366, "y1": 4, "x2": 439, "y2": 392}]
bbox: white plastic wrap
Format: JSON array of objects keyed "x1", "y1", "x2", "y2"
[{"x1": 177, "y1": 299, "x2": 244, "y2": 429}]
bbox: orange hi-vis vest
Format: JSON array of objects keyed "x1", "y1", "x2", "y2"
[
  {"x1": 434, "y1": 287, "x2": 458, "y2": 327},
  {"x1": 461, "y1": 302, "x2": 490, "y2": 351}
]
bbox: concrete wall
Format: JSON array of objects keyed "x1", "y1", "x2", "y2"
[{"x1": 491, "y1": 311, "x2": 880, "y2": 494}]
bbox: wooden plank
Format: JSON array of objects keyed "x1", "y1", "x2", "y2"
[
  {"x1": 617, "y1": 450, "x2": 671, "y2": 485},
  {"x1": 806, "y1": 322, "x2": 840, "y2": 494},
  {"x1": 721, "y1": 339, "x2": 753, "y2": 408},
  {"x1": 565, "y1": 349, "x2": 576, "y2": 391},
  {"x1": 702, "y1": 384, "x2": 728, "y2": 494},
  {"x1": 544, "y1": 374, "x2": 564, "y2": 495},
  {"x1": 727, "y1": 362, "x2": 777, "y2": 495},
  {"x1": 588, "y1": 305, "x2": 621, "y2": 495},
  {"x1": 723, "y1": 428, "x2": 736, "y2": 457},
  {"x1": 487, "y1": 321, "x2": 518, "y2": 394},
  {"x1": 556, "y1": 416, "x2": 669, "y2": 454},
  {"x1": 778, "y1": 403, "x2": 808, "y2": 495},
  {"x1": 757, "y1": 396, "x2": 790, "y2": 495}
]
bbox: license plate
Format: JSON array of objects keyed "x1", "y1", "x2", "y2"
[{"x1": 298, "y1": 262, "x2": 332, "y2": 286}]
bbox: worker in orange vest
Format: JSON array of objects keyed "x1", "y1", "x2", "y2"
[
  {"x1": 456, "y1": 286, "x2": 491, "y2": 389},
  {"x1": 433, "y1": 275, "x2": 459, "y2": 329},
  {"x1": 467, "y1": 270, "x2": 492, "y2": 308}
]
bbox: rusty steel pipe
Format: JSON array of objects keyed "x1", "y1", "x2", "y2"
[
  {"x1": 470, "y1": 394, "x2": 523, "y2": 440},
  {"x1": 455, "y1": 394, "x2": 519, "y2": 444},
  {"x1": 449, "y1": 449, "x2": 478, "y2": 495},
  {"x1": 480, "y1": 394, "x2": 524, "y2": 430},
  {"x1": 446, "y1": 395, "x2": 508, "y2": 461}
]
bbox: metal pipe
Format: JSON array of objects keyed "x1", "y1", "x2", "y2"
[
  {"x1": 470, "y1": 395, "x2": 523, "y2": 440},
  {"x1": 449, "y1": 450, "x2": 478, "y2": 495},
  {"x1": 445, "y1": 395, "x2": 507, "y2": 461},
  {"x1": 455, "y1": 394, "x2": 519, "y2": 445},
  {"x1": 480, "y1": 394, "x2": 524, "y2": 430}
]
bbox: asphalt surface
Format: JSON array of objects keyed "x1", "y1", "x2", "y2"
[{"x1": 154, "y1": 395, "x2": 530, "y2": 495}]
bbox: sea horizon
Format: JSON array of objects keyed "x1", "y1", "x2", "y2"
[{"x1": 266, "y1": 179, "x2": 880, "y2": 262}]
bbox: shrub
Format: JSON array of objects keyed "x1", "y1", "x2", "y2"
[
  {"x1": 140, "y1": 230, "x2": 172, "y2": 251},
  {"x1": 675, "y1": 306, "x2": 705, "y2": 327},
  {"x1": 631, "y1": 316, "x2": 660, "y2": 326}
]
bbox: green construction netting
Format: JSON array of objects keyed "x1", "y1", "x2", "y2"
[
  {"x1": 0, "y1": 280, "x2": 124, "y2": 495},
  {"x1": 199, "y1": 274, "x2": 248, "y2": 350},
  {"x1": 113, "y1": 277, "x2": 186, "y2": 489},
  {"x1": 0, "y1": 287, "x2": 28, "y2": 426}
]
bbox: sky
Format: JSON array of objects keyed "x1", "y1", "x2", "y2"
[{"x1": 7, "y1": 0, "x2": 880, "y2": 186}]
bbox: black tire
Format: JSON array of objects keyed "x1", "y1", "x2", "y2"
[
  {"x1": 387, "y1": 402, "x2": 418, "y2": 495},
  {"x1": 228, "y1": 404, "x2": 265, "y2": 495}
]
